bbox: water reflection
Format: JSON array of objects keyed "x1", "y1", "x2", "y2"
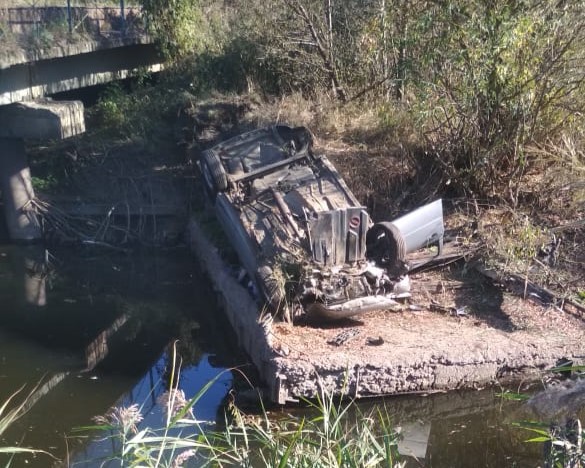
[
  {"x1": 70, "y1": 351, "x2": 233, "y2": 467},
  {"x1": 379, "y1": 390, "x2": 544, "y2": 467},
  {"x1": 282, "y1": 385, "x2": 548, "y2": 467},
  {"x1": 0, "y1": 245, "x2": 239, "y2": 467}
]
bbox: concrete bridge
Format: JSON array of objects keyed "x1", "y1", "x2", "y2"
[{"x1": 0, "y1": 5, "x2": 164, "y2": 241}]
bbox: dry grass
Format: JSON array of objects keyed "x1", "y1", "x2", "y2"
[
  {"x1": 458, "y1": 133, "x2": 585, "y2": 303},
  {"x1": 242, "y1": 92, "x2": 425, "y2": 218},
  {"x1": 521, "y1": 134, "x2": 585, "y2": 220}
]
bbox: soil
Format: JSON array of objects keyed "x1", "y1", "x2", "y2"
[{"x1": 269, "y1": 267, "x2": 585, "y2": 392}]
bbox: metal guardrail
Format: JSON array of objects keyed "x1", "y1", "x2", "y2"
[{"x1": 0, "y1": 3, "x2": 143, "y2": 38}]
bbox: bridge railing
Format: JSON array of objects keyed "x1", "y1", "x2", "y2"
[{"x1": 0, "y1": 2, "x2": 144, "y2": 40}]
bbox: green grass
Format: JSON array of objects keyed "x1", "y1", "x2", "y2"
[
  {"x1": 1, "y1": 387, "x2": 51, "y2": 461},
  {"x1": 514, "y1": 420, "x2": 584, "y2": 468},
  {"x1": 86, "y1": 386, "x2": 404, "y2": 467},
  {"x1": 83, "y1": 346, "x2": 404, "y2": 467}
]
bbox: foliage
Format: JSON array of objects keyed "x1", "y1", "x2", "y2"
[
  {"x1": 209, "y1": 385, "x2": 404, "y2": 467},
  {"x1": 200, "y1": 0, "x2": 585, "y2": 201},
  {"x1": 23, "y1": 15, "x2": 72, "y2": 53},
  {"x1": 81, "y1": 347, "x2": 217, "y2": 467},
  {"x1": 89, "y1": 78, "x2": 195, "y2": 145},
  {"x1": 140, "y1": 0, "x2": 223, "y2": 60},
  {"x1": 495, "y1": 390, "x2": 530, "y2": 402},
  {"x1": 86, "y1": 355, "x2": 403, "y2": 467},
  {"x1": 91, "y1": 83, "x2": 134, "y2": 133},
  {"x1": 31, "y1": 174, "x2": 58, "y2": 192},
  {"x1": 499, "y1": 368, "x2": 585, "y2": 468},
  {"x1": 0, "y1": 387, "x2": 50, "y2": 461},
  {"x1": 514, "y1": 420, "x2": 584, "y2": 468},
  {"x1": 409, "y1": 1, "x2": 585, "y2": 199},
  {"x1": 0, "y1": 18, "x2": 10, "y2": 41}
]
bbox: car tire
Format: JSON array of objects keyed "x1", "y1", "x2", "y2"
[
  {"x1": 365, "y1": 222, "x2": 407, "y2": 273},
  {"x1": 256, "y1": 265, "x2": 290, "y2": 321},
  {"x1": 200, "y1": 149, "x2": 227, "y2": 197}
]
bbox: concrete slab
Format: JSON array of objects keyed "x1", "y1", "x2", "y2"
[
  {"x1": 188, "y1": 218, "x2": 585, "y2": 404},
  {"x1": 0, "y1": 99, "x2": 84, "y2": 140}
]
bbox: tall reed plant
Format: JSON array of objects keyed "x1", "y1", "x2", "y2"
[
  {"x1": 86, "y1": 346, "x2": 403, "y2": 467},
  {"x1": 206, "y1": 383, "x2": 404, "y2": 468},
  {"x1": 0, "y1": 387, "x2": 50, "y2": 462}
]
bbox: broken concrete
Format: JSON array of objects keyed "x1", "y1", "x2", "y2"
[{"x1": 189, "y1": 217, "x2": 585, "y2": 404}]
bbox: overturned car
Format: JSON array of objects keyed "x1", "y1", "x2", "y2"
[{"x1": 199, "y1": 125, "x2": 444, "y2": 323}]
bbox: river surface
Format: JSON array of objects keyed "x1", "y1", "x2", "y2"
[{"x1": 0, "y1": 244, "x2": 559, "y2": 467}]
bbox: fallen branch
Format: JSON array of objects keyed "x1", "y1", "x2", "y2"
[
  {"x1": 30, "y1": 198, "x2": 137, "y2": 245},
  {"x1": 476, "y1": 264, "x2": 585, "y2": 316}
]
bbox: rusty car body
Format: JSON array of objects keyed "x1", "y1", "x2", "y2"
[{"x1": 199, "y1": 125, "x2": 444, "y2": 323}]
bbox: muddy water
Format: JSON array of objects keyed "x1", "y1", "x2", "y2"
[
  {"x1": 0, "y1": 245, "x2": 558, "y2": 467},
  {"x1": 0, "y1": 245, "x2": 239, "y2": 467},
  {"x1": 370, "y1": 390, "x2": 544, "y2": 467}
]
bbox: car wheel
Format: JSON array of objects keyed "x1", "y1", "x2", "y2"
[
  {"x1": 200, "y1": 149, "x2": 227, "y2": 198},
  {"x1": 256, "y1": 265, "x2": 290, "y2": 321},
  {"x1": 365, "y1": 222, "x2": 407, "y2": 273}
]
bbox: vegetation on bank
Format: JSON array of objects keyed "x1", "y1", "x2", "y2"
[
  {"x1": 86, "y1": 0, "x2": 585, "y2": 296},
  {"x1": 79, "y1": 353, "x2": 404, "y2": 467},
  {"x1": 0, "y1": 387, "x2": 51, "y2": 464},
  {"x1": 87, "y1": 393, "x2": 404, "y2": 467},
  {"x1": 139, "y1": 0, "x2": 585, "y2": 195},
  {"x1": 4, "y1": 1, "x2": 583, "y2": 465},
  {"x1": 20, "y1": 0, "x2": 582, "y2": 300}
]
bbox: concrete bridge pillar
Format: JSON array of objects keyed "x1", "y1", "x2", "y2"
[
  {"x1": 0, "y1": 138, "x2": 41, "y2": 241},
  {"x1": 0, "y1": 99, "x2": 85, "y2": 242},
  {"x1": 8, "y1": 246, "x2": 48, "y2": 306}
]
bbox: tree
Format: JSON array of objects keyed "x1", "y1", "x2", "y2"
[
  {"x1": 408, "y1": 0, "x2": 585, "y2": 199},
  {"x1": 140, "y1": 0, "x2": 214, "y2": 60}
]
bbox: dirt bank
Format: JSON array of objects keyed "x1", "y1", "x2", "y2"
[{"x1": 189, "y1": 216, "x2": 585, "y2": 404}]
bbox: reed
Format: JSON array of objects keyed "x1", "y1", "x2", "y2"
[
  {"x1": 86, "y1": 347, "x2": 403, "y2": 467},
  {"x1": 0, "y1": 387, "x2": 50, "y2": 461}
]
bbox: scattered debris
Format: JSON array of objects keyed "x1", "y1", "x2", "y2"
[
  {"x1": 430, "y1": 300, "x2": 469, "y2": 317},
  {"x1": 366, "y1": 336, "x2": 385, "y2": 346},
  {"x1": 327, "y1": 328, "x2": 361, "y2": 346},
  {"x1": 476, "y1": 265, "x2": 585, "y2": 316}
]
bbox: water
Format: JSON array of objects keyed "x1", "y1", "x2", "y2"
[
  {"x1": 376, "y1": 390, "x2": 543, "y2": 467},
  {"x1": 0, "y1": 245, "x2": 573, "y2": 467},
  {"x1": 0, "y1": 245, "x2": 240, "y2": 467}
]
